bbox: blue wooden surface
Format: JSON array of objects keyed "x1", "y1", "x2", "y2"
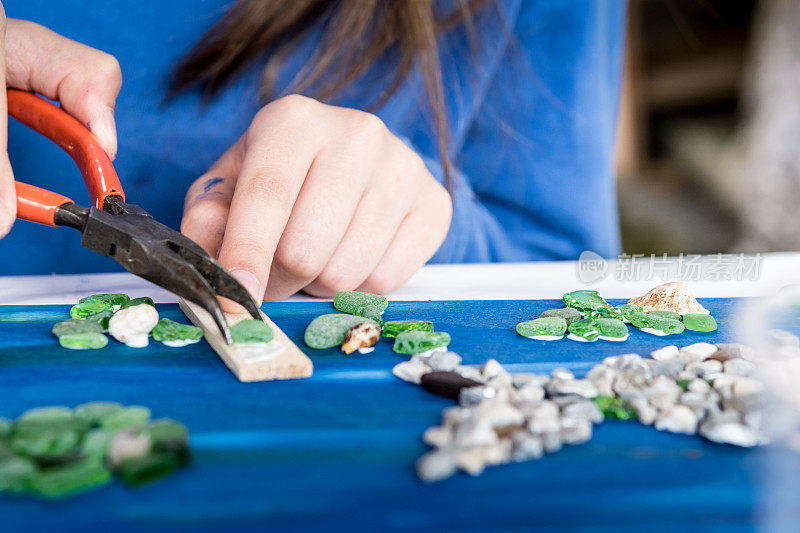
[{"x1": 0, "y1": 298, "x2": 793, "y2": 531}]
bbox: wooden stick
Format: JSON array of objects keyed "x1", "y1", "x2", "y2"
[{"x1": 179, "y1": 299, "x2": 312, "y2": 382}]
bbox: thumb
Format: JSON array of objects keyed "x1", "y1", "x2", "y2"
[
  {"x1": 0, "y1": 11, "x2": 16, "y2": 236},
  {"x1": 5, "y1": 19, "x2": 122, "y2": 159}
]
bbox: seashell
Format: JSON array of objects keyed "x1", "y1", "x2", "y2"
[{"x1": 628, "y1": 281, "x2": 709, "y2": 315}]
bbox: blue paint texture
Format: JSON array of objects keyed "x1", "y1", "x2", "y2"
[{"x1": 0, "y1": 298, "x2": 797, "y2": 531}]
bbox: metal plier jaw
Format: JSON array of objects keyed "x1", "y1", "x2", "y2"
[{"x1": 8, "y1": 89, "x2": 260, "y2": 343}]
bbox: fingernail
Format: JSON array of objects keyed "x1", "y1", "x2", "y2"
[
  {"x1": 231, "y1": 269, "x2": 262, "y2": 304},
  {"x1": 91, "y1": 106, "x2": 118, "y2": 160}
]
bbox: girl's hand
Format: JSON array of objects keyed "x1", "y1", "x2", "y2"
[
  {"x1": 182, "y1": 94, "x2": 452, "y2": 306},
  {"x1": 0, "y1": 14, "x2": 122, "y2": 236}
]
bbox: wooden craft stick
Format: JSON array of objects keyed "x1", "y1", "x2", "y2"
[{"x1": 179, "y1": 298, "x2": 312, "y2": 382}]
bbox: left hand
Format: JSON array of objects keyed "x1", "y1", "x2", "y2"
[{"x1": 181, "y1": 95, "x2": 452, "y2": 306}]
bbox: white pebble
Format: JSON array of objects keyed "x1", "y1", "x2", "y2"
[
  {"x1": 655, "y1": 405, "x2": 698, "y2": 434},
  {"x1": 108, "y1": 304, "x2": 159, "y2": 348},
  {"x1": 417, "y1": 450, "x2": 457, "y2": 482},
  {"x1": 679, "y1": 343, "x2": 718, "y2": 364},
  {"x1": 392, "y1": 360, "x2": 429, "y2": 384},
  {"x1": 723, "y1": 358, "x2": 755, "y2": 377},
  {"x1": 108, "y1": 430, "x2": 152, "y2": 467},
  {"x1": 422, "y1": 426, "x2": 452, "y2": 448},
  {"x1": 651, "y1": 345, "x2": 679, "y2": 361}
]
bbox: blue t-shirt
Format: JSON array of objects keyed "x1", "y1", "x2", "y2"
[{"x1": 0, "y1": 0, "x2": 625, "y2": 274}]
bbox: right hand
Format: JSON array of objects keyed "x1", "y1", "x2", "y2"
[{"x1": 0, "y1": 10, "x2": 122, "y2": 237}]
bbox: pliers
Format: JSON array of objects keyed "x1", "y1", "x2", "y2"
[{"x1": 8, "y1": 89, "x2": 261, "y2": 343}]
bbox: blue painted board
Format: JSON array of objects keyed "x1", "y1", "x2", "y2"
[{"x1": 0, "y1": 298, "x2": 796, "y2": 532}]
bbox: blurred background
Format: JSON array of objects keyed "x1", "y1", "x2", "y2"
[{"x1": 615, "y1": 0, "x2": 800, "y2": 256}]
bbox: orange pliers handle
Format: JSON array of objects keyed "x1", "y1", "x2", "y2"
[{"x1": 8, "y1": 89, "x2": 125, "y2": 226}]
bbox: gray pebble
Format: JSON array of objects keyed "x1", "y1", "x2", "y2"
[
  {"x1": 511, "y1": 373, "x2": 549, "y2": 389},
  {"x1": 561, "y1": 400, "x2": 604, "y2": 424},
  {"x1": 454, "y1": 419, "x2": 498, "y2": 448},
  {"x1": 510, "y1": 430, "x2": 544, "y2": 461},
  {"x1": 723, "y1": 358, "x2": 755, "y2": 377},
  {"x1": 514, "y1": 383, "x2": 545, "y2": 406},
  {"x1": 586, "y1": 365, "x2": 616, "y2": 397},
  {"x1": 459, "y1": 385, "x2": 496, "y2": 407},
  {"x1": 685, "y1": 359, "x2": 723, "y2": 379},
  {"x1": 546, "y1": 378, "x2": 599, "y2": 399},
  {"x1": 560, "y1": 418, "x2": 593, "y2": 445},
  {"x1": 427, "y1": 350, "x2": 462, "y2": 371},
  {"x1": 541, "y1": 430, "x2": 563, "y2": 453},
  {"x1": 713, "y1": 343, "x2": 755, "y2": 362},
  {"x1": 648, "y1": 357, "x2": 685, "y2": 378},
  {"x1": 644, "y1": 376, "x2": 682, "y2": 409}
]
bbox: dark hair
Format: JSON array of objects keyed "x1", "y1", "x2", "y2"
[{"x1": 169, "y1": 0, "x2": 492, "y2": 187}]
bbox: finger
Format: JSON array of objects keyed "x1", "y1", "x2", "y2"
[
  {"x1": 0, "y1": 11, "x2": 16, "y2": 236},
  {"x1": 181, "y1": 142, "x2": 242, "y2": 258},
  {"x1": 302, "y1": 178, "x2": 412, "y2": 298},
  {"x1": 357, "y1": 185, "x2": 451, "y2": 295},
  {"x1": 5, "y1": 19, "x2": 122, "y2": 158},
  {"x1": 262, "y1": 149, "x2": 368, "y2": 302},
  {"x1": 216, "y1": 95, "x2": 324, "y2": 306}
]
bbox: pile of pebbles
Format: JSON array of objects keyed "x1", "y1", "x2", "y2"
[{"x1": 392, "y1": 336, "x2": 791, "y2": 483}]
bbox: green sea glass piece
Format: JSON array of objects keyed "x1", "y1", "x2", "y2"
[
  {"x1": 587, "y1": 307, "x2": 624, "y2": 320},
  {"x1": 357, "y1": 305, "x2": 384, "y2": 329},
  {"x1": 52, "y1": 319, "x2": 102, "y2": 337},
  {"x1": 89, "y1": 309, "x2": 114, "y2": 332},
  {"x1": 595, "y1": 318, "x2": 628, "y2": 338},
  {"x1": 15, "y1": 407, "x2": 79, "y2": 434},
  {"x1": 0, "y1": 457, "x2": 36, "y2": 493},
  {"x1": 69, "y1": 299, "x2": 112, "y2": 319},
  {"x1": 649, "y1": 310, "x2": 682, "y2": 321},
  {"x1": 382, "y1": 320, "x2": 434, "y2": 338},
  {"x1": 29, "y1": 459, "x2": 111, "y2": 498},
  {"x1": 141, "y1": 420, "x2": 189, "y2": 460},
  {"x1": 80, "y1": 430, "x2": 111, "y2": 464},
  {"x1": 58, "y1": 333, "x2": 108, "y2": 350},
  {"x1": 52, "y1": 320, "x2": 108, "y2": 349},
  {"x1": 676, "y1": 379, "x2": 691, "y2": 391},
  {"x1": 100, "y1": 406, "x2": 151, "y2": 432},
  {"x1": 614, "y1": 303, "x2": 643, "y2": 322},
  {"x1": 230, "y1": 319, "x2": 274, "y2": 343},
  {"x1": 563, "y1": 290, "x2": 611, "y2": 312},
  {"x1": 304, "y1": 314, "x2": 379, "y2": 349},
  {"x1": 629, "y1": 312, "x2": 685, "y2": 335},
  {"x1": 119, "y1": 297, "x2": 155, "y2": 310},
  {"x1": 593, "y1": 396, "x2": 636, "y2": 421},
  {"x1": 117, "y1": 452, "x2": 181, "y2": 485},
  {"x1": 538, "y1": 307, "x2": 581, "y2": 325},
  {"x1": 12, "y1": 431, "x2": 81, "y2": 467},
  {"x1": 74, "y1": 402, "x2": 124, "y2": 427},
  {"x1": 79, "y1": 293, "x2": 130, "y2": 306},
  {"x1": 0, "y1": 417, "x2": 11, "y2": 439},
  {"x1": 392, "y1": 331, "x2": 451, "y2": 354},
  {"x1": 683, "y1": 313, "x2": 718, "y2": 332},
  {"x1": 151, "y1": 318, "x2": 204, "y2": 342},
  {"x1": 333, "y1": 291, "x2": 388, "y2": 316},
  {"x1": 567, "y1": 318, "x2": 600, "y2": 341},
  {"x1": 516, "y1": 317, "x2": 567, "y2": 338}
]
